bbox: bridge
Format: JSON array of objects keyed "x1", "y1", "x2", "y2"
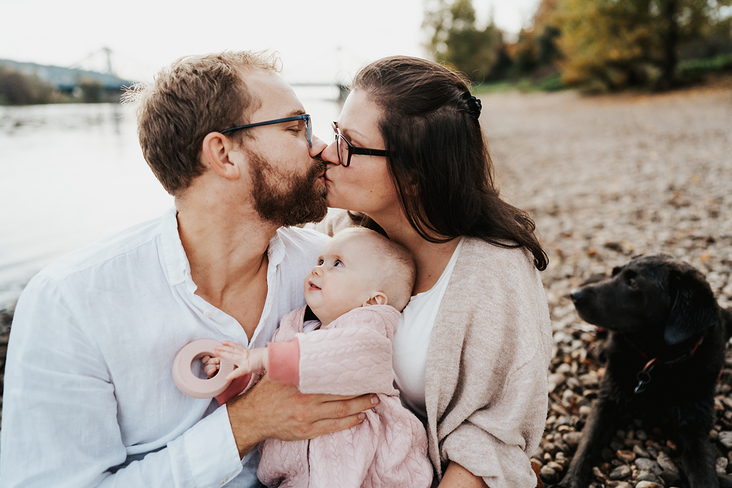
[{"x1": 0, "y1": 48, "x2": 348, "y2": 101}]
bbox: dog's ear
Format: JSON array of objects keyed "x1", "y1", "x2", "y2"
[{"x1": 664, "y1": 269, "x2": 719, "y2": 345}]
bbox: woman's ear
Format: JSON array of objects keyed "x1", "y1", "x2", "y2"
[
  {"x1": 201, "y1": 132, "x2": 241, "y2": 181},
  {"x1": 364, "y1": 292, "x2": 388, "y2": 306}
]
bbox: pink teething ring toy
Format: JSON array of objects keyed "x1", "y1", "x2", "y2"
[{"x1": 173, "y1": 339, "x2": 235, "y2": 399}]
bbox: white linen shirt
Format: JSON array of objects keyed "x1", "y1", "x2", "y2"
[{"x1": 0, "y1": 208, "x2": 329, "y2": 488}]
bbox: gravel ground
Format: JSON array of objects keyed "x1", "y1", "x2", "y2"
[
  {"x1": 482, "y1": 80, "x2": 732, "y2": 487},
  {"x1": 0, "y1": 81, "x2": 730, "y2": 483}
]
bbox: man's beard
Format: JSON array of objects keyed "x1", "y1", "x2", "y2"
[{"x1": 248, "y1": 150, "x2": 328, "y2": 227}]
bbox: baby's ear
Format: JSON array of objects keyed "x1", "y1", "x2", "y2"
[{"x1": 364, "y1": 292, "x2": 388, "y2": 306}]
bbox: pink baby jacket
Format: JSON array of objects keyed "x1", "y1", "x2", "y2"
[{"x1": 257, "y1": 305, "x2": 433, "y2": 488}]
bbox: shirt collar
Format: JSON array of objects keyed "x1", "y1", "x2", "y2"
[
  {"x1": 160, "y1": 208, "x2": 287, "y2": 287},
  {"x1": 160, "y1": 208, "x2": 189, "y2": 286}
]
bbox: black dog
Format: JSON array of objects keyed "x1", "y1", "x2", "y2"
[{"x1": 557, "y1": 254, "x2": 732, "y2": 488}]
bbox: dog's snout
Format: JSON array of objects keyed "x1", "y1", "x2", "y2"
[{"x1": 570, "y1": 288, "x2": 586, "y2": 304}]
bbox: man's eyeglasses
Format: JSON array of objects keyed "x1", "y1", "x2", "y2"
[
  {"x1": 332, "y1": 121, "x2": 389, "y2": 167},
  {"x1": 220, "y1": 114, "x2": 312, "y2": 148}
]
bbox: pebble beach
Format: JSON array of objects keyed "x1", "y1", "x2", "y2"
[
  {"x1": 1, "y1": 80, "x2": 731, "y2": 486},
  {"x1": 484, "y1": 80, "x2": 732, "y2": 487}
]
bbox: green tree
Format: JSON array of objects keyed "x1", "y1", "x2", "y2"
[
  {"x1": 511, "y1": 0, "x2": 563, "y2": 77},
  {"x1": 424, "y1": 0, "x2": 509, "y2": 82},
  {"x1": 555, "y1": 0, "x2": 732, "y2": 91}
]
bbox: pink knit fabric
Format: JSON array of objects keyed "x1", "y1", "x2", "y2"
[
  {"x1": 267, "y1": 340, "x2": 300, "y2": 385},
  {"x1": 257, "y1": 305, "x2": 433, "y2": 488}
]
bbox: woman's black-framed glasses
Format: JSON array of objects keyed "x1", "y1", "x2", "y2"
[
  {"x1": 219, "y1": 114, "x2": 312, "y2": 148},
  {"x1": 332, "y1": 121, "x2": 389, "y2": 167}
]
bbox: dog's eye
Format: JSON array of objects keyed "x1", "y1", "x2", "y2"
[{"x1": 626, "y1": 278, "x2": 639, "y2": 289}]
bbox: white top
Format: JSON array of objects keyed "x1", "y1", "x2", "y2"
[
  {"x1": 0, "y1": 208, "x2": 329, "y2": 488},
  {"x1": 392, "y1": 238, "x2": 463, "y2": 421}
]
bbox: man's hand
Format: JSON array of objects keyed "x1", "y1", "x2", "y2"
[{"x1": 226, "y1": 376, "x2": 379, "y2": 457}]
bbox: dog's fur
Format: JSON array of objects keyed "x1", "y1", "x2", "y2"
[{"x1": 557, "y1": 254, "x2": 732, "y2": 488}]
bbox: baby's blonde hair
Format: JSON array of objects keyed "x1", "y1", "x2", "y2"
[{"x1": 335, "y1": 227, "x2": 416, "y2": 311}]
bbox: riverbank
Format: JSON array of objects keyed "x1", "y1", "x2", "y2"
[
  {"x1": 484, "y1": 83, "x2": 732, "y2": 487},
  {"x1": 1, "y1": 84, "x2": 731, "y2": 485}
]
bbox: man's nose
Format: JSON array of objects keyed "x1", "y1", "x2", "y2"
[{"x1": 309, "y1": 135, "x2": 328, "y2": 158}]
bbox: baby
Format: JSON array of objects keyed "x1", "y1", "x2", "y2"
[{"x1": 209, "y1": 227, "x2": 433, "y2": 488}]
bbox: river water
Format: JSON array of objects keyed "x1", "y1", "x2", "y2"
[{"x1": 0, "y1": 85, "x2": 342, "y2": 308}]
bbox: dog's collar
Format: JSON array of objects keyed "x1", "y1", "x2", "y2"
[{"x1": 633, "y1": 336, "x2": 704, "y2": 394}]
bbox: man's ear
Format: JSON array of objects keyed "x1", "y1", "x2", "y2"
[
  {"x1": 363, "y1": 292, "x2": 388, "y2": 306},
  {"x1": 201, "y1": 132, "x2": 241, "y2": 181}
]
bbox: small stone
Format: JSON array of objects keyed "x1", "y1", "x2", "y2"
[
  {"x1": 635, "y1": 482, "x2": 664, "y2": 488},
  {"x1": 636, "y1": 471, "x2": 661, "y2": 482},
  {"x1": 719, "y1": 431, "x2": 732, "y2": 449},
  {"x1": 616, "y1": 450, "x2": 635, "y2": 463},
  {"x1": 656, "y1": 451, "x2": 679, "y2": 474},
  {"x1": 579, "y1": 371, "x2": 599, "y2": 386},
  {"x1": 542, "y1": 442, "x2": 557, "y2": 455},
  {"x1": 718, "y1": 457, "x2": 729, "y2": 475},
  {"x1": 633, "y1": 444, "x2": 650, "y2": 458},
  {"x1": 562, "y1": 389, "x2": 574, "y2": 402},
  {"x1": 579, "y1": 405, "x2": 593, "y2": 416},
  {"x1": 564, "y1": 432, "x2": 583, "y2": 449},
  {"x1": 555, "y1": 416, "x2": 573, "y2": 427},
  {"x1": 539, "y1": 465, "x2": 557, "y2": 483},
  {"x1": 592, "y1": 466, "x2": 606, "y2": 481},
  {"x1": 606, "y1": 482, "x2": 632, "y2": 488},
  {"x1": 635, "y1": 458, "x2": 662, "y2": 475},
  {"x1": 608, "y1": 464, "x2": 631, "y2": 480}
]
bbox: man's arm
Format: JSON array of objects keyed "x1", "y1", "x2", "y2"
[
  {"x1": 0, "y1": 276, "x2": 246, "y2": 488},
  {"x1": 227, "y1": 376, "x2": 379, "y2": 457}
]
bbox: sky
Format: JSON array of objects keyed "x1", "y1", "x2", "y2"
[{"x1": 0, "y1": 0, "x2": 539, "y2": 84}]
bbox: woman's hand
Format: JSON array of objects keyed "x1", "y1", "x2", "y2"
[
  {"x1": 225, "y1": 376, "x2": 379, "y2": 457},
  {"x1": 439, "y1": 462, "x2": 489, "y2": 488}
]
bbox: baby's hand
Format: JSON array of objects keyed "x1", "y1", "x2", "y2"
[
  {"x1": 215, "y1": 341, "x2": 268, "y2": 381},
  {"x1": 202, "y1": 355, "x2": 220, "y2": 379}
]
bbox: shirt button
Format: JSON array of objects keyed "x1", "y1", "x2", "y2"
[
  {"x1": 173, "y1": 273, "x2": 181, "y2": 281},
  {"x1": 204, "y1": 311, "x2": 212, "y2": 317}
]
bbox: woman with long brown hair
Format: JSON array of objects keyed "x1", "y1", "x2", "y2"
[{"x1": 319, "y1": 56, "x2": 552, "y2": 487}]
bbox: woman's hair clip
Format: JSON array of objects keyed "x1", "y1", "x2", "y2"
[{"x1": 467, "y1": 95, "x2": 482, "y2": 120}]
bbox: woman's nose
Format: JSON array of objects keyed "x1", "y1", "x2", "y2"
[{"x1": 321, "y1": 140, "x2": 340, "y2": 166}]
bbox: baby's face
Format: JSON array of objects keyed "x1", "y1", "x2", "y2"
[{"x1": 304, "y1": 233, "x2": 382, "y2": 326}]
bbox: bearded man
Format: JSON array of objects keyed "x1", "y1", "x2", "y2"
[{"x1": 1, "y1": 51, "x2": 377, "y2": 487}]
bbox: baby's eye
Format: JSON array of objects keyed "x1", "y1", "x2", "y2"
[
  {"x1": 334, "y1": 260, "x2": 344, "y2": 267},
  {"x1": 317, "y1": 258, "x2": 324, "y2": 266}
]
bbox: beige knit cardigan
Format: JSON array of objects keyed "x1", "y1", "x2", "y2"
[
  {"x1": 425, "y1": 237, "x2": 552, "y2": 488},
  {"x1": 311, "y1": 212, "x2": 552, "y2": 488}
]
